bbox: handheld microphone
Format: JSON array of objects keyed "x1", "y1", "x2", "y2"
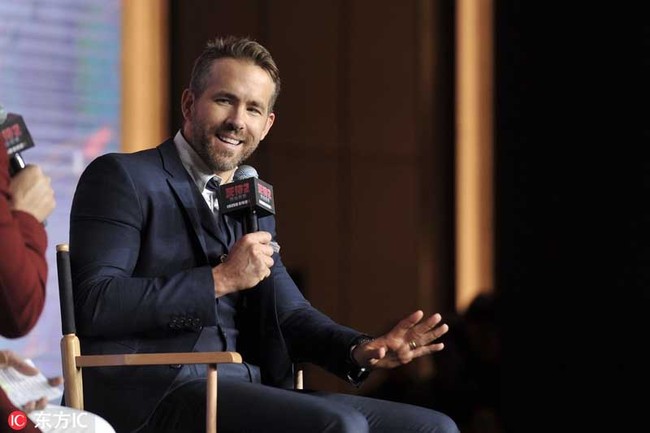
[
  {"x1": 1, "y1": 104, "x2": 47, "y2": 225},
  {"x1": 219, "y1": 165, "x2": 276, "y2": 234},
  {"x1": 0, "y1": 105, "x2": 35, "y2": 177}
]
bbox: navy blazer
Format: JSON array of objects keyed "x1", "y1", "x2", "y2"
[{"x1": 69, "y1": 139, "x2": 362, "y2": 432}]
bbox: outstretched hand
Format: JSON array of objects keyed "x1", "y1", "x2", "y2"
[{"x1": 351, "y1": 310, "x2": 449, "y2": 370}]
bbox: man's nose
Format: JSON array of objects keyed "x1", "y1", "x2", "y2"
[{"x1": 225, "y1": 107, "x2": 245, "y2": 131}]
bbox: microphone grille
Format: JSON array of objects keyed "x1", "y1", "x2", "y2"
[{"x1": 233, "y1": 165, "x2": 259, "y2": 180}]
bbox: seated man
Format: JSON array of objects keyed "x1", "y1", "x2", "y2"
[{"x1": 69, "y1": 35, "x2": 459, "y2": 433}]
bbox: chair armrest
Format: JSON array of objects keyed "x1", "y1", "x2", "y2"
[{"x1": 75, "y1": 351, "x2": 242, "y2": 367}]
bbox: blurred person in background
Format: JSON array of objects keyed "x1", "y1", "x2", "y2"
[
  {"x1": 430, "y1": 292, "x2": 503, "y2": 433},
  {"x1": 1, "y1": 108, "x2": 115, "y2": 433},
  {"x1": 1, "y1": 118, "x2": 57, "y2": 431}
]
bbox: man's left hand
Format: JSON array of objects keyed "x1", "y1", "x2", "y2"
[{"x1": 351, "y1": 310, "x2": 449, "y2": 369}]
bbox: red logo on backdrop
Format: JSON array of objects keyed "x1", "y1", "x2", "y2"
[{"x1": 8, "y1": 410, "x2": 27, "y2": 430}]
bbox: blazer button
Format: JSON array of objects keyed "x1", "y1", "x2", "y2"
[{"x1": 169, "y1": 364, "x2": 182, "y2": 369}]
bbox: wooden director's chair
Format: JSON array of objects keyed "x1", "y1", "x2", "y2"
[{"x1": 56, "y1": 243, "x2": 242, "y2": 433}]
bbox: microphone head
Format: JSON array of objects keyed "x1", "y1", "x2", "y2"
[
  {"x1": 220, "y1": 164, "x2": 275, "y2": 218},
  {"x1": 233, "y1": 165, "x2": 259, "y2": 180}
]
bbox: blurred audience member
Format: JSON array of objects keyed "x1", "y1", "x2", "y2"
[
  {"x1": 430, "y1": 292, "x2": 503, "y2": 433},
  {"x1": 364, "y1": 292, "x2": 504, "y2": 433}
]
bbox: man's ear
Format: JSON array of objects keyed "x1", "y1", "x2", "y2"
[
  {"x1": 260, "y1": 112, "x2": 276, "y2": 141},
  {"x1": 181, "y1": 89, "x2": 194, "y2": 120}
]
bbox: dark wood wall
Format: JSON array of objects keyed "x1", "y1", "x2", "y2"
[
  {"x1": 164, "y1": 1, "x2": 649, "y2": 428},
  {"x1": 169, "y1": 0, "x2": 456, "y2": 393}
]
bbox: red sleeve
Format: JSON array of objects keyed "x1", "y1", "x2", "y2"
[
  {"x1": 0, "y1": 150, "x2": 47, "y2": 338},
  {"x1": 0, "y1": 388, "x2": 43, "y2": 433}
]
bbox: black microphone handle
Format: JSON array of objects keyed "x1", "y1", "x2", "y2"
[
  {"x1": 9, "y1": 152, "x2": 26, "y2": 177},
  {"x1": 243, "y1": 209, "x2": 259, "y2": 234}
]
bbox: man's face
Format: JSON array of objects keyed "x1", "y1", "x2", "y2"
[{"x1": 182, "y1": 58, "x2": 276, "y2": 177}]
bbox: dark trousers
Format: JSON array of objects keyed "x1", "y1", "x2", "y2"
[{"x1": 139, "y1": 365, "x2": 459, "y2": 433}]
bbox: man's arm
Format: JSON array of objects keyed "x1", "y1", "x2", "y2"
[
  {"x1": 69, "y1": 153, "x2": 216, "y2": 338},
  {"x1": 0, "y1": 151, "x2": 49, "y2": 338},
  {"x1": 261, "y1": 215, "x2": 362, "y2": 380}
]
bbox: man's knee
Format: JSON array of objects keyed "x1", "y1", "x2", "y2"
[
  {"x1": 324, "y1": 409, "x2": 368, "y2": 433},
  {"x1": 427, "y1": 411, "x2": 460, "y2": 433},
  {"x1": 397, "y1": 405, "x2": 459, "y2": 433}
]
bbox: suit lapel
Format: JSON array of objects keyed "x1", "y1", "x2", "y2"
[{"x1": 158, "y1": 140, "x2": 231, "y2": 255}]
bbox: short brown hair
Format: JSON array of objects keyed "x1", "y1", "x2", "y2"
[{"x1": 189, "y1": 35, "x2": 281, "y2": 112}]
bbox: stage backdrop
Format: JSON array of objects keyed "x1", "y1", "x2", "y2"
[{"x1": 0, "y1": 0, "x2": 121, "y2": 377}]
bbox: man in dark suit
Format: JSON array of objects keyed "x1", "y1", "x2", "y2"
[{"x1": 69, "y1": 35, "x2": 459, "y2": 433}]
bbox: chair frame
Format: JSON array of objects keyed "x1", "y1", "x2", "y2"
[{"x1": 56, "y1": 243, "x2": 242, "y2": 433}]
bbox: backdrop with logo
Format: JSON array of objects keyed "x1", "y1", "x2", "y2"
[{"x1": 0, "y1": 0, "x2": 121, "y2": 377}]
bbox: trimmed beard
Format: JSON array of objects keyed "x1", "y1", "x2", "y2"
[{"x1": 192, "y1": 123, "x2": 258, "y2": 173}]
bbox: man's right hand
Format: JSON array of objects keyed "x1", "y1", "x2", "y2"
[
  {"x1": 9, "y1": 164, "x2": 56, "y2": 223},
  {"x1": 211, "y1": 231, "x2": 275, "y2": 297}
]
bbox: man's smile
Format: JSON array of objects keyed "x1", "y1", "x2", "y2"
[{"x1": 216, "y1": 134, "x2": 243, "y2": 147}]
